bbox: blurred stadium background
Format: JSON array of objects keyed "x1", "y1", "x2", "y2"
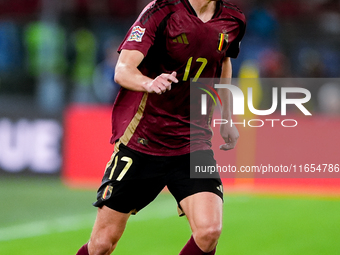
[{"x1": 0, "y1": 0, "x2": 340, "y2": 254}]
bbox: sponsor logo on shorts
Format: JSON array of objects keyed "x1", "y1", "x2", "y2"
[
  {"x1": 216, "y1": 185, "x2": 223, "y2": 193},
  {"x1": 128, "y1": 26, "x2": 146, "y2": 42}
]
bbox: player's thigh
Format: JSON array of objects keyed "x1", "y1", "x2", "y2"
[
  {"x1": 89, "y1": 206, "x2": 130, "y2": 251},
  {"x1": 94, "y1": 143, "x2": 167, "y2": 214},
  {"x1": 167, "y1": 149, "x2": 223, "y2": 217},
  {"x1": 179, "y1": 191, "x2": 223, "y2": 233}
]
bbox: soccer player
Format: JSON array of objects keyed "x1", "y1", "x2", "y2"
[{"x1": 76, "y1": 0, "x2": 245, "y2": 254}]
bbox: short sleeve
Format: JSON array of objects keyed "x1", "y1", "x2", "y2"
[
  {"x1": 225, "y1": 14, "x2": 246, "y2": 58},
  {"x1": 118, "y1": 1, "x2": 164, "y2": 57},
  {"x1": 225, "y1": 40, "x2": 242, "y2": 59}
]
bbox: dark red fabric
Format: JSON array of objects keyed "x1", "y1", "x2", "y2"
[
  {"x1": 112, "y1": 0, "x2": 246, "y2": 156},
  {"x1": 179, "y1": 236, "x2": 216, "y2": 255},
  {"x1": 76, "y1": 243, "x2": 89, "y2": 255}
]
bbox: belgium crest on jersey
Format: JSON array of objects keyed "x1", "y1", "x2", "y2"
[{"x1": 217, "y1": 32, "x2": 228, "y2": 52}]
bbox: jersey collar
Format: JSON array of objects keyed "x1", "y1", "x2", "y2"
[{"x1": 181, "y1": 0, "x2": 222, "y2": 19}]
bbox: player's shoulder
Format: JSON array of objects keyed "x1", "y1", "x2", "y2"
[
  {"x1": 139, "y1": 0, "x2": 180, "y2": 25},
  {"x1": 220, "y1": 0, "x2": 246, "y2": 23}
]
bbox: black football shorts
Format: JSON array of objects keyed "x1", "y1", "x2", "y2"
[{"x1": 93, "y1": 143, "x2": 223, "y2": 216}]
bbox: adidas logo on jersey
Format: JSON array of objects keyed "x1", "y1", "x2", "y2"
[{"x1": 172, "y1": 33, "x2": 189, "y2": 44}]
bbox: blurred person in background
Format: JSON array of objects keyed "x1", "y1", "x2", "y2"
[
  {"x1": 71, "y1": 28, "x2": 97, "y2": 103},
  {"x1": 24, "y1": 20, "x2": 67, "y2": 113},
  {"x1": 246, "y1": 0, "x2": 278, "y2": 40},
  {"x1": 92, "y1": 39, "x2": 121, "y2": 104},
  {"x1": 76, "y1": 0, "x2": 246, "y2": 254}
]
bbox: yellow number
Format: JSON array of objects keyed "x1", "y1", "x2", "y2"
[
  {"x1": 116, "y1": 156, "x2": 133, "y2": 181},
  {"x1": 108, "y1": 156, "x2": 118, "y2": 180},
  {"x1": 183, "y1": 57, "x2": 208, "y2": 82},
  {"x1": 183, "y1": 57, "x2": 193, "y2": 81},
  {"x1": 108, "y1": 156, "x2": 133, "y2": 181},
  {"x1": 193, "y1": 58, "x2": 208, "y2": 82}
]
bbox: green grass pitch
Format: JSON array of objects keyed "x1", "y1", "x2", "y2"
[{"x1": 0, "y1": 177, "x2": 339, "y2": 255}]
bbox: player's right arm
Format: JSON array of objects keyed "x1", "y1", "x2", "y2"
[{"x1": 114, "y1": 49, "x2": 178, "y2": 95}]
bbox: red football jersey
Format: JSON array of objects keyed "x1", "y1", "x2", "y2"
[{"x1": 112, "y1": 0, "x2": 246, "y2": 156}]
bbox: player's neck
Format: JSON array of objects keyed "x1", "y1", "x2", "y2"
[{"x1": 188, "y1": 0, "x2": 217, "y2": 22}]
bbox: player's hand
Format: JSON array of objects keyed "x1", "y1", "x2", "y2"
[
  {"x1": 144, "y1": 71, "x2": 178, "y2": 95},
  {"x1": 219, "y1": 123, "x2": 239, "y2": 151}
]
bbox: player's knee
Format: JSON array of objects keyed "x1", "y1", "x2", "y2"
[
  {"x1": 194, "y1": 224, "x2": 222, "y2": 252},
  {"x1": 200, "y1": 225, "x2": 222, "y2": 242},
  {"x1": 89, "y1": 238, "x2": 116, "y2": 255}
]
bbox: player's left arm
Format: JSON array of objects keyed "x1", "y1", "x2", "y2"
[{"x1": 218, "y1": 57, "x2": 239, "y2": 151}]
